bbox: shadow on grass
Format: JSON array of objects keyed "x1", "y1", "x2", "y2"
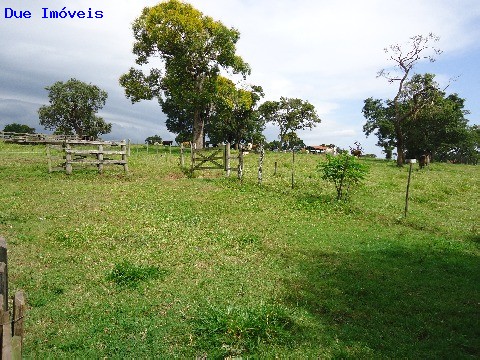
[{"x1": 282, "y1": 244, "x2": 480, "y2": 358}]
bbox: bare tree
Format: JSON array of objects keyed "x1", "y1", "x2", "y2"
[{"x1": 378, "y1": 33, "x2": 442, "y2": 166}]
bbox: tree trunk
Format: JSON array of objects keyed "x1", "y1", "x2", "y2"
[{"x1": 192, "y1": 109, "x2": 204, "y2": 150}]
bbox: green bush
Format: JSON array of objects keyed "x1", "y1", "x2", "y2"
[{"x1": 319, "y1": 152, "x2": 368, "y2": 200}]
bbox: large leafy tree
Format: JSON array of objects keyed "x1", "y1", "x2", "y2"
[
  {"x1": 38, "y1": 78, "x2": 111, "y2": 139},
  {"x1": 258, "y1": 97, "x2": 320, "y2": 150},
  {"x1": 363, "y1": 74, "x2": 476, "y2": 163},
  {"x1": 3, "y1": 123, "x2": 35, "y2": 134},
  {"x1": 207, "y1": 77, "x2": 265, "y2": 146},
  {"x1": 375, "y1": 33, "x2": 442, "y2": 166},
  {"x1": 119, "y1": 0, "x2": 250, "y2": 149}
]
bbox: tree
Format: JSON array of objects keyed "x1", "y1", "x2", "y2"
[
  {"x1": 145, "y1": 135, "x2": 163, "y2": 145},
  {"x1": 207, "y1": 77, "x2": 264, "y2": 146},
  {"x1": 363, "y1": 75, "x2": 476, "y2": 163},
  {"x1": 375, "y1": 34, "x2": 442, "y2": 166},
  {"x1": 119, "y1": 0, "x2": 250, "y2": 149},
  {"x1": 3, "y1": 123, "x2": 35, "y2": 134},
  {"x1": 320, "y1": 152, "x2": 368, "y2": 201},
  {"x1": 282, "y1": 132, "x2": 305, "y2": 150},
  {"x1": 38, "y1": 78, "x2": 111, "y2": 139},
  {"x1": 258, "y1": 97, "x2": 320, "y2": 149}
]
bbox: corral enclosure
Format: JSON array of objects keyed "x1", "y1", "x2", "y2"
[{"x1": 0, "y1": 141, "x2": 479, "y2": 358}]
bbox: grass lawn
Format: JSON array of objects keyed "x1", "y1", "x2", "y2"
[{"x1": 0, "y1": 142, "x2": 479, "y2": 358}]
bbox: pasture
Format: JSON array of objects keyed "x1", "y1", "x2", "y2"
[{"x1": 0, "y1": 141, "x2": 479, "y2": 358}]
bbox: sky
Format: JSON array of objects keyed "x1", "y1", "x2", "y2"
[{"x1": 1, "y1": 0, "x2": 479, "y2": 156}]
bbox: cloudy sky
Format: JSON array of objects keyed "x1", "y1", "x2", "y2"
[{"x1": 1, "y1": 0, "x2": 479, "y2": 156}]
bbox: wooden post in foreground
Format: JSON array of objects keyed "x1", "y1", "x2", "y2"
[
  {"x1": 238, "y1": 145, "x2": 244, "y2": 180},
  {"x1": 404, "y1": 159, "x2": 415, "y2": 217},
  {"x1": 0, "y1": 238, "x2": 7, "y2": 311},
  {"x1": 97, "y1": 144, "x2": 104, "y2": 174},
  {"x1": 225, "y1": 142, "x2": 231, "y2": 177},
  {"x1": 258, "y1": 143, "x2": 265, "y2": 185},
  {"x1": 65, "y1": 143, "x2": 72, "y2": 175},
  {"x1": 121, "y1": 142, "x2": 128, "y2": 173},
  {"x1": 191, "y1": 143, "x2": 196, "y2": 173},
  {"x1": 13, "y1": 291, "x2": 26, "y2": 348},
  {"x1": 180, "y1": 143, "x2": 185, "y2": 167},
  {"x1": 291, "y1": 149, "x2": 295, "y2": 189}
]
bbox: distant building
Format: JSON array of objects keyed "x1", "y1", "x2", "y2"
[{"x1": 306, "y1": 144, "x2": 336, "y2": 155}]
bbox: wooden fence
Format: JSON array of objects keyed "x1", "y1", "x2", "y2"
[
  {"x1": 1, "y1": 132, "x2": 78, "y2": 144},
  {"x1": 0, "y1": 237, "x2": 26, "y2": 359},
  {"x1": 47, "y1": 140, "x2": 129, "y2": 174},
  {"x1": 180, "y1": 143, "x2": 244, "y2": 179}
]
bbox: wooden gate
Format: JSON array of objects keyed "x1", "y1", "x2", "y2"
[
  {"x1": 181, "y1": 143, "x2": 244, "y2": 178},
  {"x1": 191, "y1": 144, "x2": 225, "y2": 172}
]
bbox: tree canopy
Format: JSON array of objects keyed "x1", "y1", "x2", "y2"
[
  {"x1": 3, "y1": 123, "x2": 35, "y2": 134},
  {"x1": 145, "y1": 134, "x2": 163, "y2": 145},
  {"x1": 363, "y1": 74, "x2": 477, "y2": 164},
  {"x1": 258, "y1": 97, "x2": 320, "y2": 150},
  {"x1": 119, "y1": 0, "x2": 250, "y2": 149},
  {"x1": 374, "y1": 34, "x2": 442, "y2": 166},
  {"x1": 38, "y1": 78, "x2": 111, "y2": 139},
  {"x1": 206, "y1": 77, "x2": 264, "y2": 146}
]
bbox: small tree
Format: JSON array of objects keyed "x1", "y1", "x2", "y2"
[
  {"x1": 3, "y1": 123, "x2": 35, "y2": 134},
  {"x1": 259, "y1": 97, "x2": 320, "y2": 150},
  {"x1": 38, "y1": 78, "x2": 111, "y2": 139},
  {"x1": 320, "y1": 152, "x2": 368, "y2": 200},
  {"x1": 145, "y1": 135, "x2": 162, "y2": 145}
]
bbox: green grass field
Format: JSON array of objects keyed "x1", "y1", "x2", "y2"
[{"x1": 0, "y1": 142, "x2": 479, "y2": 358}]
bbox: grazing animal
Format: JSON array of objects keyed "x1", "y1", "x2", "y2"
[
  {"x1": 351, "y1": 149, "x2": 362, "y2": 157},
  {"x1": 419, "y1": 154, "x2": 431, "y2": 169}
]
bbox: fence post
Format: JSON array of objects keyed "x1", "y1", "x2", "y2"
[
  {"x1": 97, "y1": 144, "x2": 104, "y2": 174},
  {"x1": 191, "y1": 143, "x2": 196, "y2": 173},
  {"x1": 0, "y1": 238, "x2": 7, "y2": 311},
  {"x1": 65, "y1": 143, "x2": 72, "y2": 175},
  {"x1": 291, "y1": 149, "x2": 295, "y2": 189},
  {"x1": 2, "y1": 309, "x2": 11, "y2": 358},
  {"x1": 225, "y1": 142, "x2": 231, "y2": 177},
  {"x1": 238, "y1": 145, "x2": 244, "y2": 180},
  {"x1": 404, "y1": 159, "x2": 415, "y2": 217},
  {"x1": 46, "y1": 145, "x2": 52, "y2": 173},
  {"x1": 258, "y1": 143, "x2": 264, "y2": 185},
  {"x1": 13, "y1": 291, "x2": 25, "y2": 350},
  {"x1": 180, "y1": 143, "x2": 185, "y2": 167},
  {"x1": 121, "y1": 142, "x2": 128, "y2": 173}
]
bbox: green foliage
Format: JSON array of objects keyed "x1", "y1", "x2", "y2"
[
  {"x1": 106, "y1": 261, "x2": 166, "y2": 288},
  {"x1": 145, "y1": 134, "x2": 163, "y2": 145},
  {"x1": 363, "y1": 81, "x2": 476, "y2": 164},
  {"x1": 3, "y1": 123, "x2": 35, "y2": 134},
  {"x1": 372, "y1": 34, "x2": 441, "y2": 166},
  {"x1": 207, "y1": 77, "x2": 265, "y2": 145},
  {"x1": 259, "y1": 97, "x2": 320, "y2": 149},
  {"x1": 192, "y1": 303, "x2": 294, "y2": 357},
  {"x1": 38, "y1": 78, "x2": 111, "y2": 139},
  {"x1": 320, "y1": 152, "x2": 368, "y2": 200},
  {"x1": 120, "y1": 0, "x2": 250, "y2": 148}
]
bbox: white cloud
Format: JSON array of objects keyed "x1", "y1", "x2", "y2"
[{"x1": 1, "y1": 0, "x2": 479, "y2": 156}]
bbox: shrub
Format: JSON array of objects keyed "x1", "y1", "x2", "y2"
[{"x1": 319, "y1": 152, "x2": 368, "y2": 200}]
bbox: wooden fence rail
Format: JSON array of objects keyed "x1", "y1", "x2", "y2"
[
  {"x1": 181, "y1": 142, "x2": 245, "y2": 179},
  {"x1": 0, "y1": 237, "x2": 26, "y2": 359},
  {"x1": 47, "y1": 140, "x2": 129, "y2": 174}
]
